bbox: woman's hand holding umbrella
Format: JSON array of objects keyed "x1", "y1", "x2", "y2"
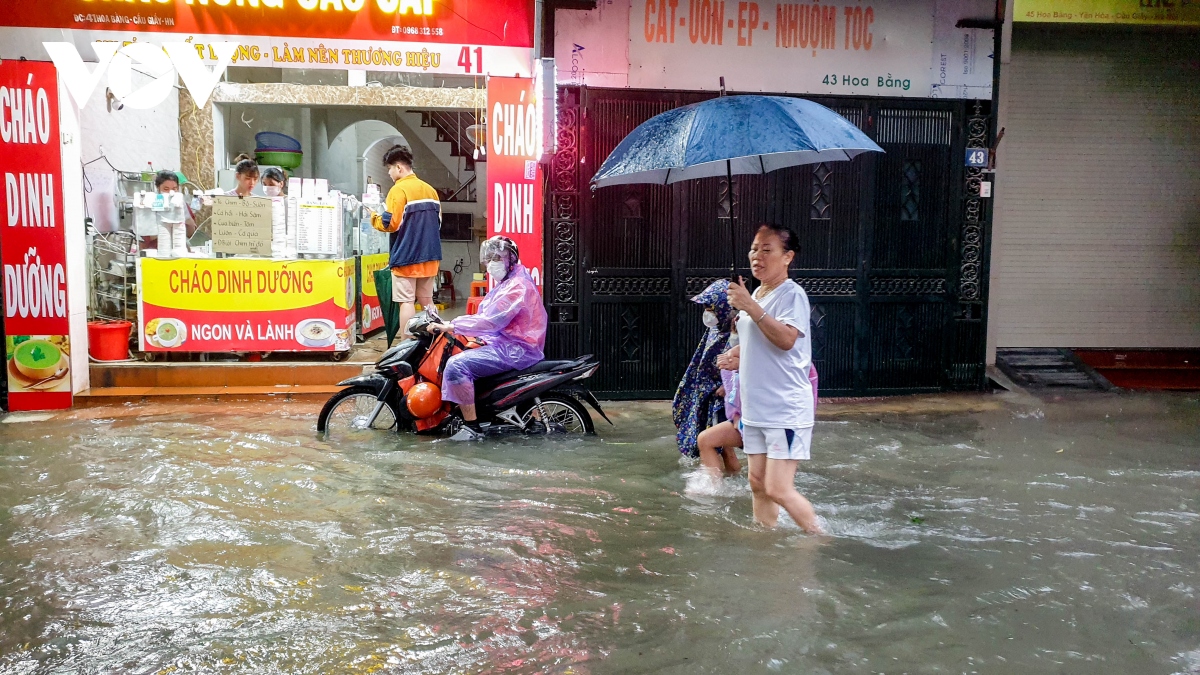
[
  {"x1": 730, "y1": 276, "x2": 799, "y2": 351},
  {"x1": 727, "y1": 277, "x2": 760, "y2": 318}
]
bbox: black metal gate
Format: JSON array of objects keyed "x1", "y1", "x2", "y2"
[{"x1": 545, "y1": 87, "x2": 992, "y2": 399}]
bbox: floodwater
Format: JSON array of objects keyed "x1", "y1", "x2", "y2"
[{"x1": 1, "y1": 392, "x2": 1198, "y2": 674}]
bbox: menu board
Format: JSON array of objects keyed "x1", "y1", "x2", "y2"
[
  {"x1": 212, "y1": 196, "x2": 273, "y2": 256},
  {"x1": 296, "y1": 199, "x2": 339, "y2": 256}
]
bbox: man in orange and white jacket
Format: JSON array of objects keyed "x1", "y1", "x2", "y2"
[{"x1": 371, "y1": 144, "x2": 442, "y2": 338}]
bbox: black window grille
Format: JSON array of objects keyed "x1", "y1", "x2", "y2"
[
  {"x1": 810, "y1": 162, "x2": 832, "y2": 220},
  {"x1": 900, "y1": 159, "x2": 921, "y2": 222}
]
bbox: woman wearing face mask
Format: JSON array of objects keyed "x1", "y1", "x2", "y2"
[
  {"x1": 141, "y1": 170, "x2": 197, "y2": 253},
  {"x1": 697, "y1": 319, "x2": 744, "y2": 480},
  {"x1": 428, "y1": 236, "x2": 548, "y2": 441},
  {"x1": 672, "y1": 279, "x2": 740, "y2": 466},
  {"x1": 261, "y1": 167, "x2": 286, "y2": 197}
]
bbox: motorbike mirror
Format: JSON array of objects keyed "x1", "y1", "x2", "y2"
[{"x1": 424, "y1": 304, "x2": 442, "y2": 325}]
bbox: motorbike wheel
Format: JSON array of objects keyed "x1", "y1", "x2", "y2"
[
  {"x1": 519, "y1": 393, "x2": 595, "y2": 435},
  {"x1": 318, "y1": 386, "x2": 398, "y2": 436}
]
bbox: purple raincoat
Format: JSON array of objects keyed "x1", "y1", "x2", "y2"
[{"x1": 442, "y1": 263, "x2": 547, "y2": 405}]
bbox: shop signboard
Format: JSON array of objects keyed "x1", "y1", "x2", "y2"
[
  {"x1": 138, "y1": 258, "x2": 356, "y2": 353},
  {"x1": 1014, "y1": 0, "x2": 1200, "y2": 25},
  {"x1": 0, "y1": 0, "x2": 532, "y2": 46},
  {"x1": 561, "y1": 0, "x2": 995, "y2": 99},
  {"x1": 358, "y1": 252, "x2": 390, "y2": 335},
  {"x1": 486, "y1": 76, "x2": 545, "y2": 288},
  {"x1": 0, "y1": 60, "x2": 72, "y2": 411},
  {"x1": 0, "y1": 0, "x2": 533, "y2": 77}
]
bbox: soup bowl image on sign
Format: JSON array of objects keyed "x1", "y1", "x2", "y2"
[
  {"x1": 145, "y1": 319, "x2": 187, "y2": 348},
  {"x1": 5, "y1": 336, "x2": 71, "y2": 393},
  {"x1": 296, "y1": 319, "x2": 336, "y2": 348}
]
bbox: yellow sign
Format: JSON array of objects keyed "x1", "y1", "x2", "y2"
[
  {"x1": 140, "y1": 257, "x2": 355, "y2": 313},
  {"x1": 1014, "y1": 0, "x2": 1200, "y2": 25},
  {"x1": 360, "y1": 253, "x2": 390, "y2": 298}
]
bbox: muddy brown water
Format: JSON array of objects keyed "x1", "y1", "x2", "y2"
[{"x1": 1, "y1": 393, "x2": 1198, "y2": 674}]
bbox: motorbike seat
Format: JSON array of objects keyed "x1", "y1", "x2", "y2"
[{"x1": 475, "y1": 360, "x2": 578, "y2": 392}]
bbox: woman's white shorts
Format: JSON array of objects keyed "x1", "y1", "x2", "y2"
[{"x1": 739, "y1": 424, "x2": 812, "y2": 461}]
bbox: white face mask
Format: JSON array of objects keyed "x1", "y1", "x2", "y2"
[
  {"x1": 702, "y1": 310, "x2": 719, "y2": 328},
  {"x1": 487, "y1": 260, "x2": 508, "y2": 281},
  {"x1": 728, "y1": 332, "x2": 739, "y2": 348},
  {"x1": 264, "y1": 185, "x2": 282, "y2": 197}
]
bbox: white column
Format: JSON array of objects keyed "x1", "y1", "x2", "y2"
[
  {"x1": 212, "y1": 102, "x2": 226, "y2": 180},
  {"x1": 986, "y1": 0, "x2": 1015, "y2": 366},
  {"x1": 59, "y1": 81, "x2": 90, "y2": 393}
]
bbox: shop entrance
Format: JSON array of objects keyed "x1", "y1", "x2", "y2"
[{"x1": 545, "y1": 87, "x2": 992, "y2": 399}]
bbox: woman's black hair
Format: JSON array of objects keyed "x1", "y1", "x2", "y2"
[
  {"x1": 261, "y1": 167, "x2": 285, "y2": 184},
  {"x1": 382, "y1": 144, "x2": 414, "y2": 169},
  {"x1": 234, "y1": 158, "x2": 259, "y2": 178},
  {"x1": 756, "y1": 223, "x2": 800, "y2": 253},
  {"x1": 153, "y1": 170, "x2": 180, "y2": 188}
]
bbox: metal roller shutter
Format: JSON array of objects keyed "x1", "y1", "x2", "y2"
[{"x1": 990, "y1": 27, "x2": 1200, "y2": 350}]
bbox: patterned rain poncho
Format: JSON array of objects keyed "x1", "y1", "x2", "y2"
[
  {"x1": 443, "y1": 263, "x2": 548, "y2": 405},
  {"x1": 672, "y1": 279, "x2": 737, "y2": 457}
]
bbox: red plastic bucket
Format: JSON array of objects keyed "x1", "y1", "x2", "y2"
[{"x1": 87, "y1": 320, "x2": 132, "y2": 361}]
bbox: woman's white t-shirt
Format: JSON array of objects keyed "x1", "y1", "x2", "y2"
[{"x1": 736, "y1": 279, "x2": 814, "y2": 430}]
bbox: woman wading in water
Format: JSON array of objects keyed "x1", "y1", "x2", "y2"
[{"x1": 727, "y1": 224, "x2": 824, "y2": 534}]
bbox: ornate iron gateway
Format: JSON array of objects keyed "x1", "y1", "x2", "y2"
[{"x1": 546, "y1": 87, "x2": 992, "y2": 399}]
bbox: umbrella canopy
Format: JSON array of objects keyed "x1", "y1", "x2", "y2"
[{"x1": 591, "y1": 95, "x2": 882, "y2": 188}]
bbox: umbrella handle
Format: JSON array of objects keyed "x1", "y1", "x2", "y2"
[{"x1": 727, "y1": 159, "x2": 737, "y2": 280}]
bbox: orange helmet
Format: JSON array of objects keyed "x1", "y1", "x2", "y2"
[{"x1": 406, "y1": 382, "x2": 442, "y2": 419}]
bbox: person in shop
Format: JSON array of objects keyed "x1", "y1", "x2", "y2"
[
  {"x1": 370, "y1": 144, "x2": 442, "y2": 339},
  {"x1": 699, "y1": 319, "x2": 744, "y2": 479},
  {"x1": 141, "y1": 169, "x2": 197, "y2": 253},
  {"x1": 261, "y1": 167, "x2": 286, "y2": 196},
  {"x1": 673, "y1": 279, "x2": 741, "y2": 476},
  {"x1": 226, "y1": 155, "x2": 260, "y2": 197},
  {"x1": 428, "y1": 236, "x2": 547, "y2": 441},
  {"x1": 727, "y1": 224, "x2": 824, "y2": 534}
]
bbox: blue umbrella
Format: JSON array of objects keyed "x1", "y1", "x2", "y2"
[
  {"x1": 591, "y1": 95, "x2": 882, "y2": 275},
  {"x1": 592, "y1": 95, "x2": 882, "y2": 187}
]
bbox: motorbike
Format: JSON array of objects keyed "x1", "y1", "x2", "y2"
[{"x1": 317, "y1": 316, "x2": 609, "y2": 438}]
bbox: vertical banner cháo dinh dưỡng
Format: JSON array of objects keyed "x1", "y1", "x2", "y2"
[
  {"x1": 486, "y1": 76, "x2": 545, "y2": 289},
  {"x1": 0, "y1": 60, "x2": 72, "y2": 411}
]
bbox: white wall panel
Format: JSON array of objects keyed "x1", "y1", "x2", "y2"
[{"x1": 79, "y1": 71, "x2": 181, "y2": 233}]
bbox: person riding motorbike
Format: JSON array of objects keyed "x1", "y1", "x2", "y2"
[{"x1": 429, "y1": 236, "x2": 548, "y2": 441}]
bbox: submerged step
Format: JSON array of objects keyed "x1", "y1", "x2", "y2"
[{"x1": 89, "y1": 362, "x2": 370, "y2": 389}]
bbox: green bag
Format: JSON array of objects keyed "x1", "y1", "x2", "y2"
[{"x1": 373, "y1": 269, "x2": 401, "y2": 347}]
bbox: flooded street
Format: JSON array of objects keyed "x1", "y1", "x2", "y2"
[{"x1": 1, "y1": 392, "x2": 1198, "y2": 674}]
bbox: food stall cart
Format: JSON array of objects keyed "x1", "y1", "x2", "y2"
[{"x1": 135, "y1": 179, "x2": 359, "y2": 358}]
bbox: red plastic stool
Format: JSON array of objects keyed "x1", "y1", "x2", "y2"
[{"x1": 465, "y1": 295, "x2": 484, "y2": 315}]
